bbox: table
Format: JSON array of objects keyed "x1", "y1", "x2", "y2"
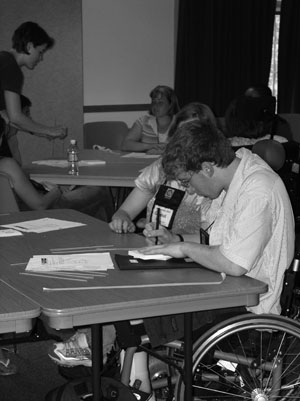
[
  {"x1": 26, "y1": 149, "x2": 159, "y2": 187},
  {"x1": 0, "y1": 281, "x2": 40, "y2": 335},
  {"x1": 0, "y1": 209, "x2": 267, "y2": 401}
]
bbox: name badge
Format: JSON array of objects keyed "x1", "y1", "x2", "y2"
[{"x1": 150, "y1": 185, "x2": 185, "y2": 229}]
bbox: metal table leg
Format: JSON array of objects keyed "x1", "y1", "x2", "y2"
[
  {"x1": 92, "y1": 324, "x2": 103, "y2": 401},
  {"x1": 184, "y1": 312, "x2": 193, "y2": 401}
]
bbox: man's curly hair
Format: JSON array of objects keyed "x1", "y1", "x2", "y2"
[{"x1": 162, "y1": 120, "x2": 235, "y2": 179}]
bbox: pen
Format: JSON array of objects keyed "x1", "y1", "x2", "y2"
[{"x1": 155, "y1": 207, "x2": 161, "y2": 245}]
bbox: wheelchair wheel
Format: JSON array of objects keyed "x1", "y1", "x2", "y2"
[{"x1": 174, "y1": 313, "x2": 300, "y2": 400}]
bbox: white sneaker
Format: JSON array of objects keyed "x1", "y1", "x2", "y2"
[{"x1": 48, "y1": 332, "x2": 92, "y2": 367}]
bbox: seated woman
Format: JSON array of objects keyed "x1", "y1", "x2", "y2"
[
  {"x1": 111, "y1": 102, "x2": 218, "y2": 234},
  {"x1": 0, "y1": 156, "x2": 62, "y2": 210},
  {"x1": 0, "y1": 111, "x2": 113, "y2": 221},
  {"x1": 0, "y1": 116, "x2": 61, "y2": 210},
  {"x1": 225, "y1": 84, "x2": 292, "y2": 146},
  {"x1": 48, "y1": 102, "x2": 220, "y2": 400},
  {"x1": 47, "y1": 102, "x2": 219, "y2": 372},
  {"x1": 224, "y1": 85, "x2": 294, "y2": 172},
  {"x1": 121, "y1": 85, "x2": 179, "y2": 154}
]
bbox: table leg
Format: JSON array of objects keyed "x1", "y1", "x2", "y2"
[
  {"x1": 91, "y1": 324, "x2": 103, "y2": 401},
  {"x1": 184, "y1": 312, "x2": 193, "y2": 401}
]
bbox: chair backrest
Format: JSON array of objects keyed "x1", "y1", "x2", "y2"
[
  {"x1": 252, "y1": 139, "x2": 286, "y2": 171},
  {"x1": 83, "y1": 121, "x2": 129, "y2": 150},
  {"x1": 0, "y1": 172, "x2": 19, "y2": 213}
]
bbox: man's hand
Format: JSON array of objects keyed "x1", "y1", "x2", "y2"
[
  {"x1": 143, "y1": 222, "x2": 180, "y2": 245},
  {"x1": 139, "y1": 242, "x2": 186, "y2": 259},
  {"x1": 50, "y1": 126, "x2": 68, "y2": 139}
]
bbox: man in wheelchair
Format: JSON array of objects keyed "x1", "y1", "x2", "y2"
[{"x1": 139, "y1": 121, "x2": 299, "y2": 400}]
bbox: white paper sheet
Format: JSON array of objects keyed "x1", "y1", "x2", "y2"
[
  {"x1": 0, "y1": 229, "x2": 23, "y2": 237},
  {"x1": 122, "y1": 153, "x2": 160, "y2": 159},
  {"x1": 1, "y1": 218, "x2": 85, "y2": 233},
  {"x1": 25, "y1": 253, "x2": 114, "y2": 271},
  {"x1": 128, "y1": 250, "x2": 171, "y2": 261}
]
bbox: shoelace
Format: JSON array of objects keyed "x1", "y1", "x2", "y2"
[
  {"x1": 0, "y1": 359, "x2": 10, "y2": 368},
  {"x1": 64, "y1": 340, "x2": 90, "y2": 358}
]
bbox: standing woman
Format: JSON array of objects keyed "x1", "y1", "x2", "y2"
[{"x1": 121, "y1": 85, "x2": 179, "y2": 154}]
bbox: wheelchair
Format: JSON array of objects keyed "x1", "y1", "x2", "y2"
[{"x1": 119, "y1": 254, "x2": 300, "y2": 401}]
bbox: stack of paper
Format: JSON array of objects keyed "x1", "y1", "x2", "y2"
[
  {"x1": 25, "y1": 253, "x2": 114, "y2": 272},
  {"x1": 128, "y1": 250, "x2": 171, "y2": 261},
  {"x1": 1, "y1": 218, "x2": 85, "y2": 233},
  {"x1": 0, "y1": 229, "x2": 23, "y2": 237}
]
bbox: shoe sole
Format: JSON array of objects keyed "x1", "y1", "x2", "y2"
[
  {"x1": 0, "y1": 369, "x2": 17, "y2": 376},
  {"x1": 48, "y1": 354, "x2": 92, "y2": 368}
]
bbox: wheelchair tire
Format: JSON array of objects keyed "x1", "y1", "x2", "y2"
[{"x1": 174, "y1": 313, "x2": 300, "y2": 400}]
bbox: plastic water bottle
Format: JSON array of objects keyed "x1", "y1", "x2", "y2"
[{"x1": 67, "y1": 139, "x2": 79, "y2": 175}]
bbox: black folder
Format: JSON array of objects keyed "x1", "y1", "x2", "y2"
[{"x1": 114, "y1": 254, "x2": 200, "y2": 270}]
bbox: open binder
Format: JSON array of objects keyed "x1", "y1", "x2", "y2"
[{"x1": 114, "y1": 254, "x2": 200, "y2": 270}]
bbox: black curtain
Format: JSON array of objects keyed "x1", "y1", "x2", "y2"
[
  {"x1": 175, "y1": 0, "x2": 276, "y2": 116},
  {"x1": 278, "y1": 0, "x2": 300, "y2": 113}
]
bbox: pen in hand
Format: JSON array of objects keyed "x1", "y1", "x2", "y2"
[{"x1": 155, "y1": 207, "x2": 161, "y2": 245}]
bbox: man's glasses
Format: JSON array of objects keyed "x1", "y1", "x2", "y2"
[{"x1": 176, "y1": 171, "x2": 194, "y2": 188}]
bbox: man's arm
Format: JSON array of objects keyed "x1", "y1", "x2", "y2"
[
  {"x1": 4, "y1": 91, "x2": 67, "y2": 139},
  {"x1": 140, "y1": 242, "x2": 247, "y2": 276}
]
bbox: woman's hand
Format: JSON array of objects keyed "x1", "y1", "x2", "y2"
[
  {"x1": 143, "y1": 222, "x2": 181, "y2": 245},
  {"x1": 146, "y1": 143, "x2": 166, "y2": 155},
  {"x1": 109, "y1": 210, "x2": 136, "y2": 233}
]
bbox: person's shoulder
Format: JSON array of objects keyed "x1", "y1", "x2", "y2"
[
  {"x1": 237, "y1": 148, "x2": 278, "y2": 185},
  {"x1": 0, "y1": 51, "x2": 19, "y2": 71},
  {"x1": 0, "y1": 51, "x2": 14, "y2": 62}
]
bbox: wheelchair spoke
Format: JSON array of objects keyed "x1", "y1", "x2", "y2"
[{"x1": 174, "y1": 314, "x2": 300, "y2": 401}]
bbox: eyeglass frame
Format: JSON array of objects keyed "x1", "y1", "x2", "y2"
[{"x1": 176, "y1": 171, "x2": 195, "y2": 188}]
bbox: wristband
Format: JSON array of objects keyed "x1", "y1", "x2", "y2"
[{"x1": 177, "y1": 234, "x2": 184, "y2": 242}]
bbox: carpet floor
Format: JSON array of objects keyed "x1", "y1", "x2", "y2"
[{"x1": 0, "y1": 340, "x2": 67, "y2": 401}]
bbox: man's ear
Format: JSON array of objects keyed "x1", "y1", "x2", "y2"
[
  {"x1": 26, "y1": 42, "x2": 34, "y2": 54},
  {"x1": 201, "y1": 162, "x2": 214, "y2": 177}
]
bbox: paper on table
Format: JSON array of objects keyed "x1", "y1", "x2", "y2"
[
  {"x1": 0, "y1": 229, "x2": 23, "y2": 237},
  {"x1": 1, "y1": 218, "x2": 85, "y2": 233},
  {"x1": 32, "y1": 160, "x2": 106, "y2": 167},
  {"x1": 128, "y1": 250, "x2": 171, "y2": 261},
  {"x1": 122, "y1": 153, "x2": 159, "y2": 159},
  {"x1": 25, "y1": 253, "x2": 114, "y2": 272}
]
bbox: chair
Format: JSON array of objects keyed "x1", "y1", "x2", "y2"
[
  {"x1": 0, "y1": 172, "x2": 19, "y2": 213},
  {"x1": 279, "y1": 113, "x2": 300, "y2": 142},
  {"x1": 83, "y1": 121, "x2": 129, "y2": 150},
  {"x1": 252, "y1": 138, "x2": 286, "y2": 171}
]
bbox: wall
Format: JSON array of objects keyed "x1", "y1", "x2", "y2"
[
  {"x1": 0, "y1": 0, "x2": 83, "y2": 163},
  {"x1": 82, "y1": 0, "x2": 176, "y2": 128},
  {"x1": 0, "y1": 0, "x2": 175, "y2": 163}
]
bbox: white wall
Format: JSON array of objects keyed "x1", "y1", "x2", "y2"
[{"x1": 82, "y1": 0, "x2": 176, "y2": 128}]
